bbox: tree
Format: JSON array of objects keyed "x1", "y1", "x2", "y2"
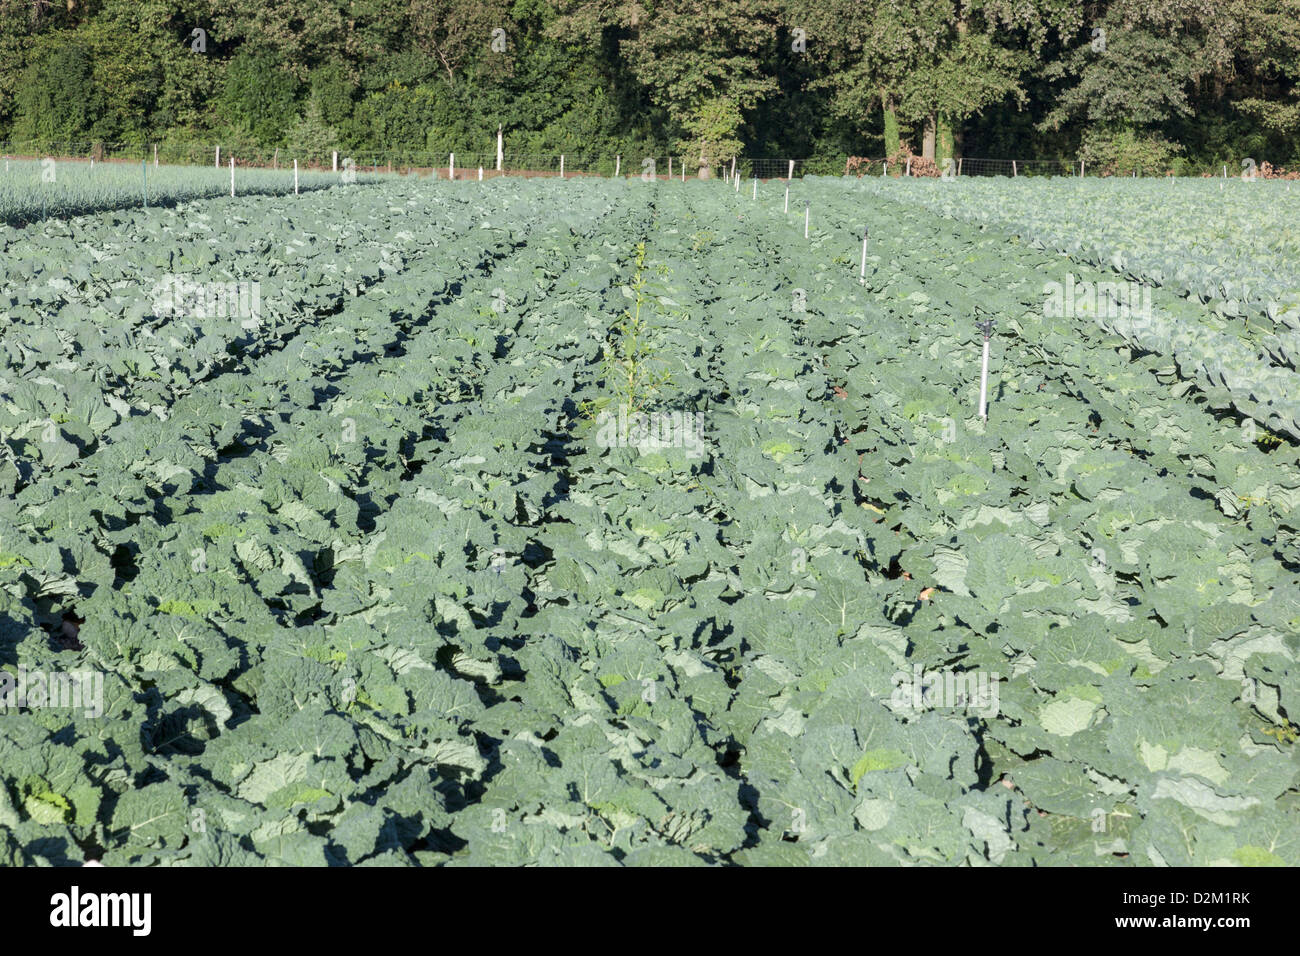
[
  {"x1": 797, "y1": 0, "x2": 1076, "y2": 161},
  {"x1": 287, "y1": 91, "x2": 340, "y2": 162},
  {"x1": 11, "y1": 42, "x2": 102, "y2": 146},
  {"x1": 550, "y1": 0, "x2": 780, "y2": 176},
  {"x1": 216, "y1": 50, "x2": 301, "y2": 146},
  {"x1": 1038, "y1": 0, "x2": 1240, "y2": 168}
]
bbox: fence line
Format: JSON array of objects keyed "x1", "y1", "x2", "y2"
[{"x1": 0, "y1": 142, "x2": 1249, "y2": 180}]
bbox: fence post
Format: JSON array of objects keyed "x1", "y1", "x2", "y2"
[
  {"x1": 1012, "y1": 160, "x2": 1017, "y2": 177},
  {"x1": 788, "y1": 159, "x2": 794, "y2": 179},
  {"x1": 153, "y1": 143, "x2": 158, "y2": 168},
  {"x1": 450, "y1": 153, "x2": 455, "y2": 180},
  {"x1": 215, "y1": 144, "x2": 220, "y2": 168},
  {"x1": 667, "y1": 156, "x2": 671, "y2": 181},
  {"x1": 957, "y1": 157, "x2": 963, "y2": 176},
  {"x1": 560, "y1": 154, "x2": 564, "y2": 179},
  {"x1": 905, "y1": 157, "x2": 911, "y2": 176},
  {"x1": 615, "y1": 155, "x2": 621, "y2": 178},
  {"x1": 497, "y1": 125, "x2": 504, "y2": 171},
  {"x1": 230, "y1": 157, "x2": 235, "y2": 197},
  {"x1": 294, "y1": 159, "x2": 299, "y2": 195},
  {"x1": 478, "y1": 166, "x2": 483, "y2": 181},
  {"x1": 333, "y1": 151, "x2": 338, "y2": 172}
]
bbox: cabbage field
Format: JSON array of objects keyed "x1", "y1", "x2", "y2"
[{"x1": 1, "y1": 173, "x2": 1297, "y2": 867}]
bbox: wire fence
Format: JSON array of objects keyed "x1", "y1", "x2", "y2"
[{"x1": 0, "y1": 141, "x2": 1234, "y2": 180}]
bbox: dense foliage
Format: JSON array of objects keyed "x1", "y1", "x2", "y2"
[
  {"x1": 0, "y1": 174, "x2": 1296, "y2": 865},
  {"x1": 2, "y1": 0, "x2": 1299, "y2": 171}
]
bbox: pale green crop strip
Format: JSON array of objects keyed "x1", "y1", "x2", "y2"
[{"x1": 0, "y1": 159, "x2": 383, "y2": 226}]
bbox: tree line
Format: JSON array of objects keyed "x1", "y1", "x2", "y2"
[{"x1": 2, "y1": 0, "x2": 1297, "y2": 175}]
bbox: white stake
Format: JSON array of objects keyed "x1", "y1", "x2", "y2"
[
  {"x1": 478, "y1": 166, "x2": 483, "y2": 181},
  {"x1": 332, "y1": 150, "x2": 338, "y2": 172},
  {"x1": 1223, "y1": 165, "x2": 1227, "y2": 178},
  {"x1": 804, "y1": 201, "x2": 810, "y2": 238},
  {"x1": 560, "y1": 154, "x2": 564, "y2": 179},
  {"x1": 230, "y1": 157, "x2": 235, "y2": 196},
  {"x1": 450, "y1": 153, "x2": 455, "y2": 180},
  {"x1": 667, "y1": 156, "x2": 671, "y2": 180},
  {"x1": 752, "y1": 177, "x2": 757, "y2": 200},
  {"x1": 906, "y1": 157, "x2": 911, "y2": 177},
  {"x1": 497, "y1": 125, "x2": 504, "y2": 171},
  {"x1": 976, "y1": 317, "x2": 994, "y2": 421},
  {"x1": 153, "y1": 143, "x2": 158, "y2": 168},
  {"x1": 215, "y1": 144, "x2": 220, "y2": 168},
  {"x1": 788, "y1": 159, "x2": 794, "y2": 179},
  {"x1": 1012, "y1": 160, "x2": 1017, "y2": 177},
  {"x1": 294, "y1": 159, "x2": 299, "y2": 194},
  {"x1": 735, "y1": 173, "x2": 740, "y2": 192},
  {"x1": 979, "y1": 339, "x2": 991, "y2": 420},
  {"x1": 784, "y1": 185, "x2": 789, "y2": 213},
  {"x1": 681, "y1": 159, "x2": 685, "y2": 182},
  {"x1": 860, "y1": 228, "x2": 868, "y2": 283}
]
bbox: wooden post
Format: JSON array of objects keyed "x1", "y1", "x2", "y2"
[
  {"x1": 478, "y1": 166, "x2": 483, "y2": 181},
  {"x1": 230, "y1": 157, "x2": 235, "y2": 196},
  {"x1": 153, "y1": 143, "x2": 158, "y2": 168},
  {"x1": 667, "y1": 156, "x2": 671, "y2": 180},
  {"x1": 215, "y1": 145, "x2": 220, "y2": 168},
  {"x1": 784, "y1": 185, "x2": 789, "y2": 213},
  {"x1": 332, "y1": 151, "x2": 338, "y2": 172},
  {"x1": 957, "y1": 157, "x2": 963, "y2": 176},
  {"x1": 450, "y1": 153, "x2": 455, "y2": 180},
  {"x1": 788, "y1": 159, "x2": 794, "y2": 179},
  {"x1": 559, "y1": 154, "x2": 564, "y2": 179},
  {"x1": 273, "y1": 147, "x2": 278, "y2": 170},
  {"x1": 905, "y1": 157, "x2": 911, "y2": 176},
  {"x1": 294, "y1": 159, "x2": 298, "y2": 194},
  {"x1": 1012, "y1": 160, "x2": 1017, "y2": 177},
  {"x1": 615, "y1": 155, "x2": 620, "y2": 177},
  {"x1": 497, "y1": 125, "x2": 503, "y2": 171}
]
